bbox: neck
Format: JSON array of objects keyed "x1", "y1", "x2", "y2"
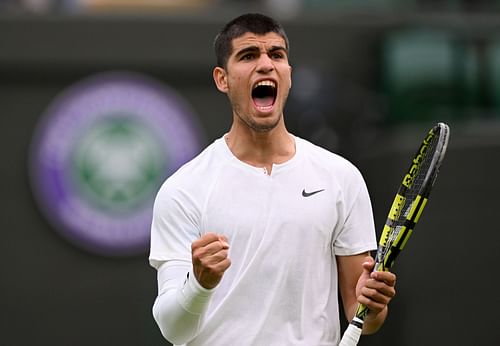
[{"x1": 225, "y1": 125, "x2": 295, "y2": 174}]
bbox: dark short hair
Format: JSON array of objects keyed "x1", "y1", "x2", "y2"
[{"x1": 214, "y1": 13, "x2": 290, "y2": 68}]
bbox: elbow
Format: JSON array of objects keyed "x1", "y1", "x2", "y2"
[
  {"x1": 152, "y1": 296, "x2": 198, "y2": 345},
  {"x1": 152, "y1": 301, "x2": 172, "y2": 343}
]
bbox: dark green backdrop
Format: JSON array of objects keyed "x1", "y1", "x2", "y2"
[{"x1": 1, "y1": 12, "x2": 499, "y2": 346}]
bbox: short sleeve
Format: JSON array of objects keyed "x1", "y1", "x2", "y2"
[
  {"x1": 149, "y1": 180, "x2": 202, "y2": 269},
  {"x1": 332, "y1": 167, "x2": 377, "y2": 256}
]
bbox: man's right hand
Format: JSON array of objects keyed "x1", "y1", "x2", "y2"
[{"x1": 191, "y1": 232, "x2": 231, "y2": 289}]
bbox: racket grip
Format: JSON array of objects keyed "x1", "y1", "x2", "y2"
[{"x1": 338, "y1": 319, "x2": 363, "y2": 346}]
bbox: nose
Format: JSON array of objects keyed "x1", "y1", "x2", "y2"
[{"x1": 256, "y1": 54, "x2": 274, "y2": 74}]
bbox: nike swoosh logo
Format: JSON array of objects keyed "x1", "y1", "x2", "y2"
[{"x1": 302, "y1": 189, "x2": 325, "y2": 197}]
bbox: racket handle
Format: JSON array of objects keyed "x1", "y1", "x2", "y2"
[{"x1": 339, "y1": 318, "x2": 363, "y2": 346}]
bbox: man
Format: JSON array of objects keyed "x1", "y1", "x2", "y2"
[{"x1": 149, "y1": 13, "x2": 396, "y2": 345}]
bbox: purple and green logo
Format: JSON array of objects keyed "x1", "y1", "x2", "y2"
[{"x1": 29, "y1": 71, "x2": 203, "y2": 257}]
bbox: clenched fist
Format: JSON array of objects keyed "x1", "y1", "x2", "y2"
[{"x1": 191, "y1": 232, "x2": 231, "y2": 289}]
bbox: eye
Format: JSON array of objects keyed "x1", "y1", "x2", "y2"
[
  {"x1": 271, "y1": 52, "x2": 285, "y2": 60},
  {"x1": 241, "y1": 53, "x2": 255, "y2": 61}
]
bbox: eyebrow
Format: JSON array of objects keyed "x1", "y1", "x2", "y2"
[
  {"x1": 269, "y1": 45, "x2": 287, "y2": 53},
  {"x1": 234, "y1": 45, "x2": 287, "y2": 59},
  {"x1": 234, "y1": 46, "x2": 259, "y2": 59}
]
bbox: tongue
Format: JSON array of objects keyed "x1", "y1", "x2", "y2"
[{"x1": 253, "y1": 96, "x2": 274, "y2": 108}]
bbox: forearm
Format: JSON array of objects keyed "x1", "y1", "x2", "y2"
[
  {"x1": 345, "y1": 302, "x2": 388, "y2": 335},
  {"x1": 153, "y1": 261, "x2": 213, "y2": 344}
]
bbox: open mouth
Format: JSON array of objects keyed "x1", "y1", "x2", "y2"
[{"x1": 252, "y1": 80, "x2": 277, "y2": 110}]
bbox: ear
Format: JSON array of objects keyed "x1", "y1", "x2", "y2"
[{"x1": 213, "y1": 67, "x2": 228, "y2": 93}]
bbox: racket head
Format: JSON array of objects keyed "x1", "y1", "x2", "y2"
[{"x1": 375, "y1": 122, "x2": 450, "y2": 271}]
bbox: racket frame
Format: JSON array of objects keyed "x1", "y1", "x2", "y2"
[{"x1": 339, "y1": 122, "x2": 450, "y2": 346}]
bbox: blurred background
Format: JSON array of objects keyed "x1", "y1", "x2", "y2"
[{"x1": 1, "y1": 0, "x2": 499, "y2": 345}]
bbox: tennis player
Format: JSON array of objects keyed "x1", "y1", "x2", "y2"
[{"x1": 149, "y1": 13, "x2": 396, "y2": 345}]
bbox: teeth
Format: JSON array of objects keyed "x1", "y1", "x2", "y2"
[{"x1": 255, "y1": 80, "x2": 276, "y2": 88}]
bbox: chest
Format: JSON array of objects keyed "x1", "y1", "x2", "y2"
[{"x1": 200, "y1": 165, "x2": 344, "y2": 253}]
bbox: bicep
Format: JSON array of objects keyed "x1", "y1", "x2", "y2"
[
  {"x1": 150, "y1": 184, "x2": 201, "y2": 266},
  {"x1": 336, "y1": 252, "x2": 369, "y2": 321}
]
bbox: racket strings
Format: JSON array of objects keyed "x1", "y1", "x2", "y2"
[
  {"x1": 377, "y1": 129, "x2": 442, "y2": 267},
  {"x1": 398, "y1": 130, "x2": 440, "y2": 220},
  {"x1": 408, "y1": 133, "x2": 439, "y2": 200}
]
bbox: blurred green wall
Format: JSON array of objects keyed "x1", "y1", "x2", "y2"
[{"x1": 1, "y1": 12, "x2": 499, "y2": 346}]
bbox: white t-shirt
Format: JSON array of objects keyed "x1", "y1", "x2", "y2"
[{"x1": 150, "y1": 136, "x2": 376, "y2": 346}]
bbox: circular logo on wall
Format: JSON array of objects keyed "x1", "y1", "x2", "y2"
[{"x1": 29, "y1": 71, "x2": 203, "y2": 257}]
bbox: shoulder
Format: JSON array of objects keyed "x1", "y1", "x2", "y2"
[
  {"x1": 157, "y1": 138, "x2": 228, "y2": 198},
  {"x1": 296, "y1": 136, "x2": 363, "y2": 180}
]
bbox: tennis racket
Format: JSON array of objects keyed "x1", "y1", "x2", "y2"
[{"x1": 339, "y1": 122, "x2": 450, "y2": 346}]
